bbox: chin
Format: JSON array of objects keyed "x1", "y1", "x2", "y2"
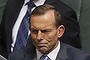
[{"x1": 38, "y1": 47, "x2": 48, "y2": 54}]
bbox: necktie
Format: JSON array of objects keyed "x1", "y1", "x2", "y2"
[
  {"x1": 13, "y1": 0, "x2": 36, "y2": 51},
  {"x1": 39, "y1": 55, "x2": 51, "y2": 60}
]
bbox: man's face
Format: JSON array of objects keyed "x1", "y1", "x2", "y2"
[{"x1": 30, "y1": 10, "x2": 64, "y2": 54}]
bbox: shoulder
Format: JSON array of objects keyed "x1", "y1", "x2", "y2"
[
  {"x1": 8, "y1": 48, "x2": 25, "y2": 60},
  {"x1": 62, "y1": 43, "x2": 90, "y2": 60},
  {"x1": 8, "y1": 44, "x2": 36, "y2": 60}
]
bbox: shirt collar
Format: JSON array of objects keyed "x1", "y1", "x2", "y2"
[
  {"x1": 36, "y1": 41, "x2": 60, "y2": 60},
  {"x1": 24, "y1": 0, "x2": 30, "y2": 5}
]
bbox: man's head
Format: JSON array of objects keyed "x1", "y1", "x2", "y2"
[{"x1": 30, "y1": 4, "x2": 65, "y2": 54}]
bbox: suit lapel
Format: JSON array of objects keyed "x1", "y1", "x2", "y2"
[
  {"x1": 56, "y1": 42, "x2": 68, "y2": 60},
  {"x1": 7, "y1": 0, "x2": 24, "y2": 38},
  {"x1": 5, "y1": 0, "x2": 24, "y2": 53},
  {"x1": 11, "y1": 0, "x2": 24, "y2": 28}
]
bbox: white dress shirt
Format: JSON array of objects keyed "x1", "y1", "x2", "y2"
[
  {"x1": 36, "y1": 41, "x2": 60, "y2": 60},
  {"x1": 12, "y1": 0, "x2": 46, "y2": 52}
]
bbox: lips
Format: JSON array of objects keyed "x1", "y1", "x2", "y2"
[{"x1": 37, "y1": 43, "x2": 47, "y2": 47}]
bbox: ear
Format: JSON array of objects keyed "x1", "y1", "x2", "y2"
[{"x1": 57, "y1": 25, "x2": 65, "y2": 38}]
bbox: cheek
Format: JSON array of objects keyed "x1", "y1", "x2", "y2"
[
  {"x1": 31, "y1": 34, "x2": 37, "y2": 39},
  {"x1": 46, "y1": 31, "x2": 58, "y2": 41},
  {"x1": 30, "y1": 34, "x2": 37, "y2": 43},
  {"x1": 45, "y1": 32, "x2": 58, "y2": 49},
  {"x1": 48, "y1": 31, "x2": 58, "y2": 43}
]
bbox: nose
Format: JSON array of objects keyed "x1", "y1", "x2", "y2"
[{"x1": 37, "y1": 30, "x2": 42, "y2": 40}]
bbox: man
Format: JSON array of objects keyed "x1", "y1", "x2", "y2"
[
  {"x1": 0, "y1": 0, "x2": 81, "y2": 58},
  {"x1": 8, "y1": 4, "x2": 90, "y2": 60}
]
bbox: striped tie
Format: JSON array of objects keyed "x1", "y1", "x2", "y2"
[
  {"x1": 39, "y1": 55, "x2": 51, "y2": 60},
  {"x1": 13, "y1": 0, "x2": 36, "y2": 51}
]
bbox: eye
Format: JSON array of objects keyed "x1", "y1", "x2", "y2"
[
  {"x1": 41, "y1": 30, "x2": 51, "y2": 34},
  {"x1": 31, "y1": 29, "x2": 38, "y2": 34}
]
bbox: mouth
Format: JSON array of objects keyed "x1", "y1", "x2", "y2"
[{"x1": 37, "y1": 43, "x2": 47, "y2": 47}]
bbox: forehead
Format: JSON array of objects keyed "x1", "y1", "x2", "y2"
[{"x1": 30, "y1": 10, "x2": 56, "y2": 29}]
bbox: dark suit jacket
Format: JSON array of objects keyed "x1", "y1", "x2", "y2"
[
  {"x1": 8, "y1": 42, "x2": 90, "y2": 60},
  {"x1": 0, "y1": 0, "x2": 81, "y2": 58}
]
